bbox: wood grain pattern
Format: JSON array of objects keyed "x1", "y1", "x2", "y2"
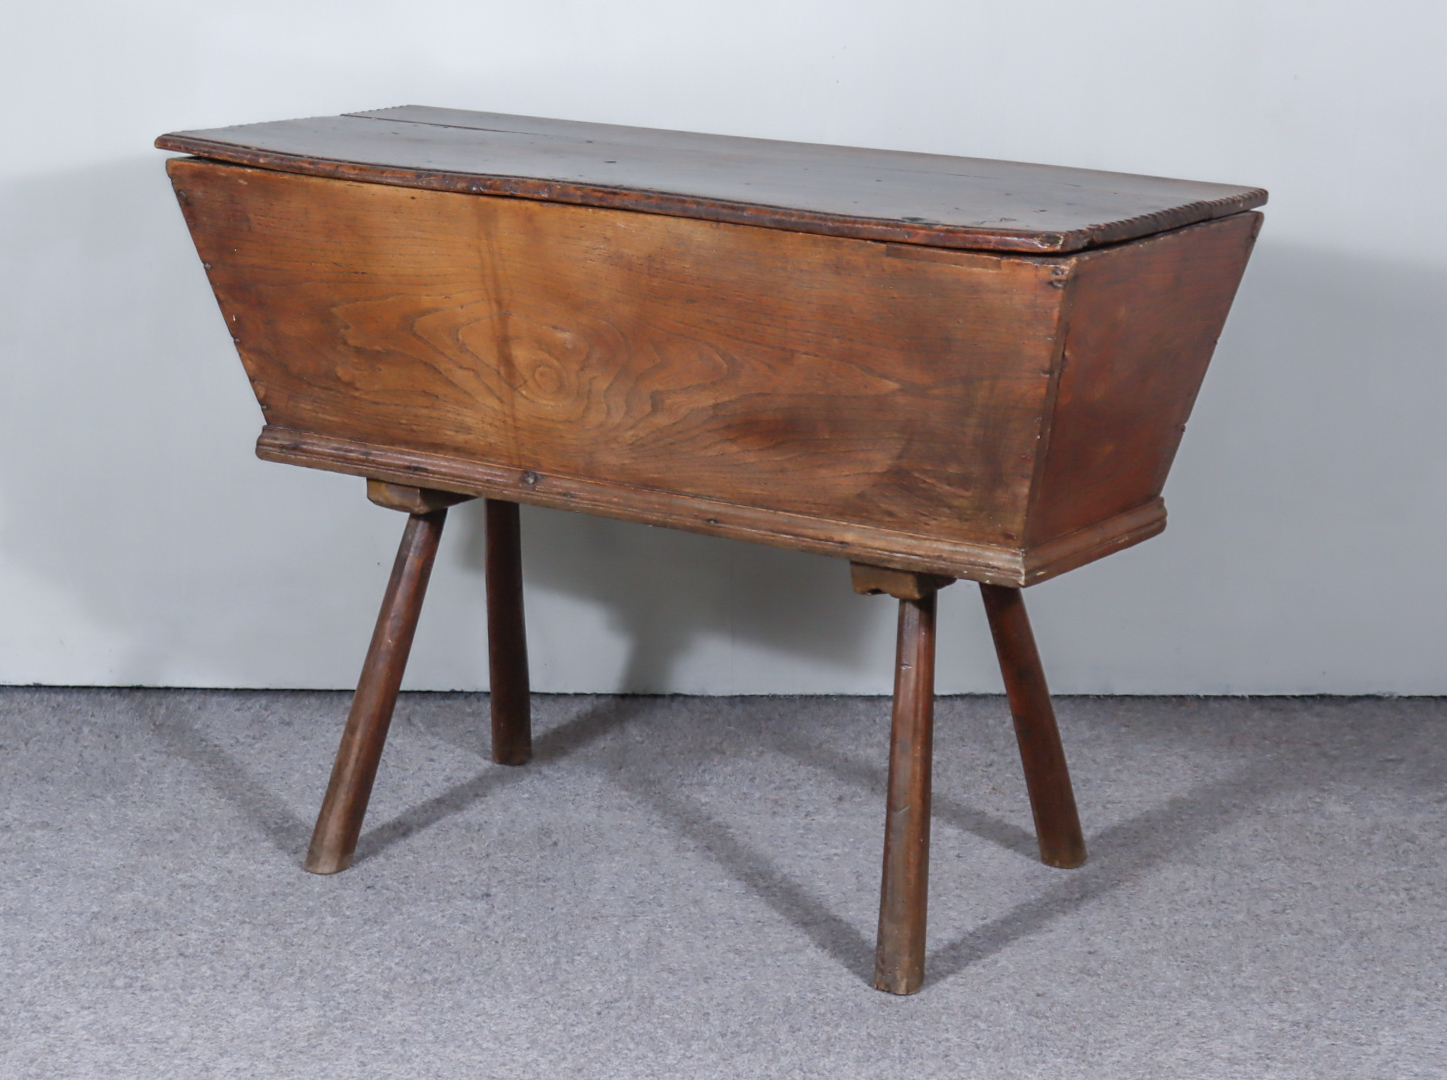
[
  {"x1": 169, "y1": 158, "x2": 1063, "y2": 553},
  {"x1": 156, "y1": 107, "x2": 1266, "y2": 254},
  {"x1": 167, "y1": 157, "x2": 1257, "y2": 586},
  {"x1": 166, "y1": 153, "x2": 1255, "y2": 581}
]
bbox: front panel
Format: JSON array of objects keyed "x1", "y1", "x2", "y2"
[{"x1": 170, "y1": 159, "x2": 1065, "y2": 551}]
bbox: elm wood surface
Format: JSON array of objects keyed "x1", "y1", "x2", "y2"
[
  {"x1": 874, "y1": 588, "x2": 939, "y2": 996},
  {"x1": 305, "y1": 506, "x2": 447, "y2": 875},
  {"x1": 485, "y1": 499, "x2": 532, "y2": 766},
  {"x1": 980, "y1": 584, "x2": 1086, "y2": 870},
  {"x1": 156, "y1": 106, "x2": 1266, "y2": 255},
  {"x1": 165, "y1": 156, "x2": 1260, "y2": 585}
]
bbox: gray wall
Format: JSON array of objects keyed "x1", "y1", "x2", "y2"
[{"x1": 3, "y1": 1, "x2": 1444, "y2": 693}]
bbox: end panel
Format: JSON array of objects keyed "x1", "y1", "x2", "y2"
[{"x1": 1025, "y1": 212, "x2": 1261, "y2": 549}]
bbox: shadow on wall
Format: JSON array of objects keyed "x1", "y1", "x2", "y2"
[
  {"x1": 1, "y1": 155, "x2": 1443, "y2": 691},
  {"x1": 452, "y1": 501, "x2": 877, "y2": 693},
  {"x1": 0, "y1": 157, "x2": 397, "y2": 686}
]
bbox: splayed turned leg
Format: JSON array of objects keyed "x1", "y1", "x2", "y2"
[
  {"x1": 980, "y1": 583, "x2": 1086, "y2": 870},
  {"x1": 852, "y1": 562, "x2": 951, "y2": 995},
  {"x1": 303, "y1": 483, "x2": 464, "y2": 875}
]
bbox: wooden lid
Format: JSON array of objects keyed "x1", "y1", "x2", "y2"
[{"x1": 157, "y1": 106, "x2": 1266, "y2": 254}]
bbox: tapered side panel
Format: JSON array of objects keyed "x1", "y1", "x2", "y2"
[
  {"x1": 1025, "y1": 213, "x2": 1261, "y2": 557},
  {"x1": 167, "y1": 158, "x2": 1065, "y2": 552}
]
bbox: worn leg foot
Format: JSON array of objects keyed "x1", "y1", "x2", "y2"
[
  {"x1": 851, "y1": 562, "x2": 951, "y2": 994},
  {"x1": 485, "y1": 499, "x2": 532, "y2": 766},
  {"x1": 874, "y1": 591, "x2": 938, "y2": 995},
  {"x1": 979, "y1": 583, "x2": 1086, "y2": 870},
  {"x1": 304, "y1": 505, "x2": 449, "y2": 874}
]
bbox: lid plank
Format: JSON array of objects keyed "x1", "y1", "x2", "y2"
[{"x1": 157, "y1": 105, "x2": 1265, "y2": 254}]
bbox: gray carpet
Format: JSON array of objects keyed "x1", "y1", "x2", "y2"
[{"x1": 1, "y1": 689, "x2": 1443, "y2": 1078}]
